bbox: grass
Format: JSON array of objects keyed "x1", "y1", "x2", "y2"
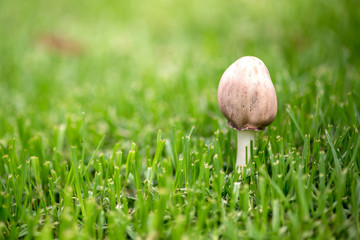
[{"x1": 0, "y1": 0, "x2": 360, "y2": 239}]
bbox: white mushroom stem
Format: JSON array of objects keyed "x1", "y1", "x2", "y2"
[{"x1": 236, "y1": 130, "x2": 255, "y2": 171}]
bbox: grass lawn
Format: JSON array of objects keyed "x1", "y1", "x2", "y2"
[{"x1": 0, "y1": 0, "x2": 359, "y2": 238}]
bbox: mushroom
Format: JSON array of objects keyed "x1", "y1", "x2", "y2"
[{"x1": 217, "y1": 56, "x2": 277, "y2": 172}]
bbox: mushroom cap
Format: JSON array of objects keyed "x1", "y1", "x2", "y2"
[{"x1": 217, "y1": 56, "x2": 277, "y2": 131}]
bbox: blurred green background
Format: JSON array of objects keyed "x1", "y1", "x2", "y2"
[{"x1": 0, "y1": 0, "x2": 359, "y2": 147}]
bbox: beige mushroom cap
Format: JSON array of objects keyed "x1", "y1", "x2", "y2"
[{"x1": 217, "y1": 56, "x2": 277, "y2": 131}]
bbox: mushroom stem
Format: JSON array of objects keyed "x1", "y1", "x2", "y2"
[{"x1": 236, "y1": 130, "x2": 255, "y2": 171}]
